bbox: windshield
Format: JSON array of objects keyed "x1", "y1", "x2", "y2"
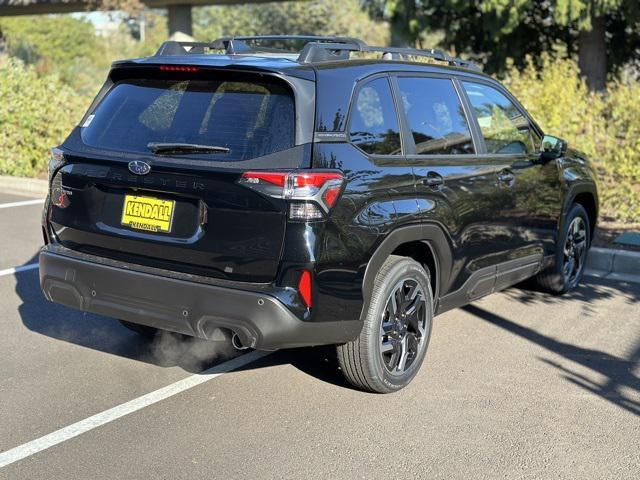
[{"x1": 81, "y1": 77, "x2": 295, "y2": 161}]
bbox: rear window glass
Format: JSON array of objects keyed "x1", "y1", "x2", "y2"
[
  {"x1": 81, "y1": 78, "x2": 295, "y2": 161},
  {"x1": 397, "y1": 77, "x2": 474, "y2": 155}
]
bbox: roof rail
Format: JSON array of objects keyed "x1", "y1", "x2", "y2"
[
  {"x1": 154, "y1": 35, "x2": 479, "y2": 71},
  {"x1": 297, "y1": 41, "x2": 479, "y2": 70},
  {"x1": 212, "y1": 35, "x2": 367, "y2": 54},
  {"x1": 154, "y1": 35, "x2": 366, "y2": 57}
]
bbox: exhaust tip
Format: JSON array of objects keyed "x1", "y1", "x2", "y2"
[{"x1": 231, "y1": 332, "x2": 249, "y2": 350}]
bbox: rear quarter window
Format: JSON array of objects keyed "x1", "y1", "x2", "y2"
[
  {"x1": 81, "y1": 77, "x2": 295, "y2": 162},
  {"x1": 348, "y1": 77, "x2": 402, "y2": 156}
]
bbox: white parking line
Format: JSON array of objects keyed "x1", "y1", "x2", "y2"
[
  {"x1": 0, "y1": 199, "x2": 44, "y2": 209},
  {"x1": 0, "y1": 263, "x2": 39, "y2": 277},
  {"x1": 0, "y1": 349, "x2": 271, "y2": 469}
]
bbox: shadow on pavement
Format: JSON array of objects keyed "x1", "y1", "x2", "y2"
[
  {"x1": 15, "y1": 253, "x2": 350, "y2": 387},
  {"x1": 19, "y1": 250, "x2": 638, "y2": 397},
  {"x1": 15, "y1": 253, "x2": 237, "y2": 373},
  {"x1": 512, "y1": 276, "x2": 639, "y2": 309},
  {"x1": 464, "y1": 277, "x2": 640, "y2": 416}
]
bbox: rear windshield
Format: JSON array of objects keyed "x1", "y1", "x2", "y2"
[{"x1": 81, "y1": 78, "x2": 295, "y2": 161}]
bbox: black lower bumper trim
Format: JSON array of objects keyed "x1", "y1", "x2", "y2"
[{"x1": 39, "y1": 248, "x2": 361, "y2": 350}]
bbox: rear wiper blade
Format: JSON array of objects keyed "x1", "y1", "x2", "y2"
[{"x1": 147, "y1": 142, "x2": 230, "y2": 155}]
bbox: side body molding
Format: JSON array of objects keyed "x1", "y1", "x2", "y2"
[{"x1": 360, "y1": 224, "x2": 453, "y2": 321}]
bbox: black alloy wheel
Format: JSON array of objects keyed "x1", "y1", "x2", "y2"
[
  {"x1": 563, "y1": 215, "x2": 588, "y2": 289},
  {"x1": 379, "y1": 279, "x2": 428, "y2": 375}
]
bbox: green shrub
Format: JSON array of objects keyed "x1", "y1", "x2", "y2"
[
  {"x1": 0, "y1": 57, "x2": 89, "y2": 177},
  {"x1": 0, "y1": 16, "x2": 104, "y2": 96},
  {"x1": 503, "y1": 55, "x2": 640, "y2": 223},
  {"x1": 601, "y1": 82, "x2": 640, "y2": 222},
  {"x1": 0, "y1": 14, "x2": 168, "y2": 97}
]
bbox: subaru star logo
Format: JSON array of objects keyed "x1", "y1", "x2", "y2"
[{"x1": 128, "y1": 160, "x2": 151, "y2": 176}]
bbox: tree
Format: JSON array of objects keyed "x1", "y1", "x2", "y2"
[
  {"x1": 366, "y1": 0, "x2": 640, "y2": 90},
  {"x1": 193, "y1": 0, "x2": 390, "y2": 47},
  {"x1": 0, "y1": 16, "x2": 102, "y2": 93},
  {"x1": 488, "y1": 0, "x2": 640, "y2": 90}
]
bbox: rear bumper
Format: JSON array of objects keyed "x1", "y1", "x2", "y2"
[{"x1": 39, "y1": 247, "x2": 361, "y2": 350}]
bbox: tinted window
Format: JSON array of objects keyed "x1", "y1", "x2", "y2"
[
  {"x1": 349, "y1": 77, "x2": 401, "y2": 155},
  {"x1": 82, "y1": 78, "x2": 295, "y2": 162},
  {"x1": 397, "y1": 77, "x2": 474, "y2": 155},
  {"x1": 463, "y1": 82, "x2": 539, "y2": 154}
]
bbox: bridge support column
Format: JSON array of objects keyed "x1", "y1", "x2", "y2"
[{"x1": 167, "y1": 4, "x2": 193, "y2": 36}]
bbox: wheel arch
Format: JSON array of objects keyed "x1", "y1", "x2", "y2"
[
  {"x1": 562, "y1": 184, "x2": 599, "y2": 242},
  {"x1": 360, "y1": 224, "x2": 453, "y2": 321}
]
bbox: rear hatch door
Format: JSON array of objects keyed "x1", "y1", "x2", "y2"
[{"x1": 49, "y1": 66, "x2": 313, "y2": 282}]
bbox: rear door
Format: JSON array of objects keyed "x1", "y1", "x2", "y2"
[
  {"x1": 392, "y1": 74, "x2": 518, "y2": 300},
  {"x1": 347, "y1": 75, "x2": 417, "y2": 228},
  {"x1": 460, "y1": 80, "x2": 558, "y2": 289},
  {"x1": 49, "y1": 68, "x2": 310, "y2": 283}
]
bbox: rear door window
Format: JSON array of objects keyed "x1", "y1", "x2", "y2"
[
  {"x1": 348, "y1": 77, "x2": 402, "y2": 155},
  {"x1": 396, "y1": 77, "x2": 474, "y2": 155},
  {"x1": 81, "y1": 78, "x2": 295, "y2": 162},
  {"x1": 462, "y1": 82, "x2": 539, "y2": 155}
]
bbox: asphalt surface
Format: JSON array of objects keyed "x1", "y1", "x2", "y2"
[{"x1": 0, "y1": 191, "x2": 638, "y2": 479}]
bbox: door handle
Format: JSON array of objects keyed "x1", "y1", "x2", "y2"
[
  {"x1": 497, "y1": 169, "x2": 515, "y2": 187},
  {"x1": 422, "y1": 172, "x2": 444, "y2": 188}
]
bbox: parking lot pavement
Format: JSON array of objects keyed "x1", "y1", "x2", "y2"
[
  {"x1": 1, "y1": 198, "x2": 639, "y2": 479},
  {"x1": 0, "y1": 193, "x2": 45, "y2": 271}
]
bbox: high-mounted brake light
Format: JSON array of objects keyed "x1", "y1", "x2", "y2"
[
  {"x1": 238, "y1": 170, "x2": 344, "y2": 221},
  {"x1": 159, "y1": 65, "x2": 200, "y2": 72}
]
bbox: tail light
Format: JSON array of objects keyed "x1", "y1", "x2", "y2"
[
  {"x1": 49, "y1": 147, "x2": 70, "y2": 209},
  {"x1": 48, "y1": 147, "x2": 64, "y2": 181},
  {"x1": 50, "y1": 173, "x2": 69, "y2": 209},
  {"x1": 298, "y1": 269, "x2": 313, "y2": 308},
  {"x1": 238, "y1": 170, "x2": 344, "y2": 221}
]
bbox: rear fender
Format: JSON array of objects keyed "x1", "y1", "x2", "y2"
[{"x1": 360, "y1": 224, "x2": 453, "y2": 321}]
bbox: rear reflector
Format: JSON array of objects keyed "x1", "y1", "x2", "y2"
[{"x1": 298, "y1": 270, "x2": 313, "y2": 308}]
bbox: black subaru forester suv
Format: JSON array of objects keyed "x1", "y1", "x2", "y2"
[{"x1": 40, "y1": 36, "x2": 598, "y2": 393}]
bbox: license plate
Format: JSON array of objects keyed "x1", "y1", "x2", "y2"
[{"x1": 121, "y1": 195, "x2": 175, "y2": 233}]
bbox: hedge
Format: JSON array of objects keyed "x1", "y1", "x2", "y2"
[
  {"x1": 503, "y1": 54, "x2": 640, "y2": 223},
  {"x1": 0, "y1": 57, "x2": 89, "y2": 177}
]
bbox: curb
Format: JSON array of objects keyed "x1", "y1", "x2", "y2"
[
  {"x1": 585, "y1": 247, "x2": 640, "y2": 284},
  {"x1": 0, "y1": 175, "x2": 48, "y2": 198}
]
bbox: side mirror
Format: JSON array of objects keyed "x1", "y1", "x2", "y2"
[{"x1": 540, "y1": 135, "x2": 567, "y2": 161}]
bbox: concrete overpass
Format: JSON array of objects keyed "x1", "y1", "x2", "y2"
[{"x1": 0, "y1": 0, "x2": 281, "y2": 36}]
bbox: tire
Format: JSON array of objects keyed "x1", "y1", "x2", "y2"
[
  {"x1": 119, "y1": 320, "x2": 159, "y2": 339},
  {"x1": 532, "y1": 203, "x2": 590, "y2": 294},
  {"x1": 337, "y1": 255, "x2": 434, "y2": 393}
]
